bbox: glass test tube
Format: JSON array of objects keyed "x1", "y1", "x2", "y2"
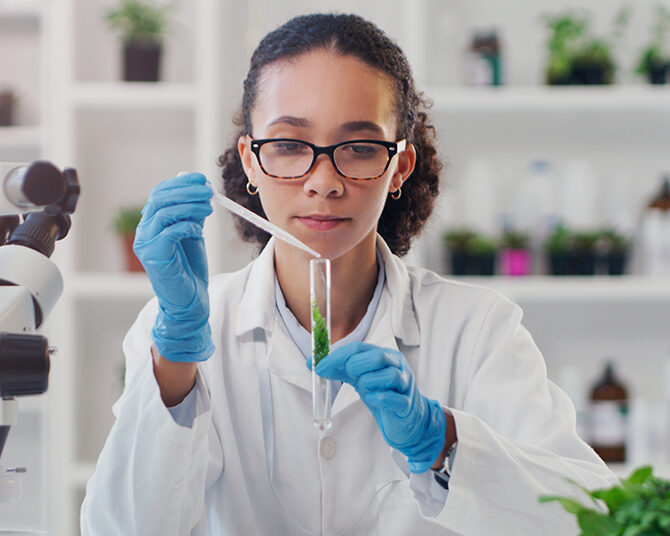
[{"x1": 310, "y1": 257, "x2": 333, "y2": 431}]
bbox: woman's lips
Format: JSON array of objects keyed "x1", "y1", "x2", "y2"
[{"x1": 297, "y1": 215, "x2": 347, "y2": 231}]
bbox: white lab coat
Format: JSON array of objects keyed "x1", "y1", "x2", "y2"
[{"x1": 81, "y1": 236, "x2": 617, "y2": 536}]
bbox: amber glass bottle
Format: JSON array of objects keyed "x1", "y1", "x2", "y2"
[
  {"x1": 589, "y1": 362, "x2": 629, "y2": 463},
  {"x1": 648, "y1": 176, "x2": 670, "y2": 211}
]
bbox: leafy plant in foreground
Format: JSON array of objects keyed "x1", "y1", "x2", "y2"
[{"x1": 539, "y1": 466, "x2": 670, "y2": 535}]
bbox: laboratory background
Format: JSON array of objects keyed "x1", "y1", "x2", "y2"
[{"x1": 0, "y1": 0, "x2": 669, "y2": 533}]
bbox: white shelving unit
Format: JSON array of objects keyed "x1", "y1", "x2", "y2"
[
  {"x1": 40, "y1": 0, "x2": 228, "y2": 534},
  {"x1": 427, "y1": 85, "x2": 670, "y2": 113},
  {"x1": 0, "y1": 125, "x2": 42, "y2": 150},
  {"x1": 0, "y1": 0, "x2": 50, "y2": 533},
  {"x1": 452, "y1": 275, "x2": 670, "y2": 302},
  {"x1": 71, "y1": 82, "x2": 198, "y2": 109},
  {"x1": 4, "y1": 0, "x2": 664, "y2": 533},
  {"x1": 0, "y1": 0, "x2": 43, "y2": 19}
]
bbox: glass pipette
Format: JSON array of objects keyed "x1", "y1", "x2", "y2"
[{"x1": 210, "y1": 189, "x2": 321, "y2": 258}]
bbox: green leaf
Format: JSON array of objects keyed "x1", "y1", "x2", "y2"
[
  {"x1": 577, "y1": 510, "x2": 621, "y2": 535},
  {"x1": 539, "y1": 495, "x2": 590, "y2": 515},
  {"x1": 621, "y1": 525, "x2": 644, "y2": 536},
  {"x1": 626, "y1": 466, "x2": 653, "y2": 485},
  {"x1": 591, "y1": 486, "x2": 627, "y2": 511}
]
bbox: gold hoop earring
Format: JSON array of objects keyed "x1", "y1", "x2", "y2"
[
  {"x1": 391, "y1": 188, "x2": 401, "y2": 200},
  {"x1": 246, "y1": 181, "x2": 259, "y2": 195}
]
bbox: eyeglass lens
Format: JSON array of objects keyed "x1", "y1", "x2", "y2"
[{"x1": 258, "y1": 141, "x2": 390, "y2": 179}]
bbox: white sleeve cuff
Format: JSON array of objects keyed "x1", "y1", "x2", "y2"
[
  {"x1": 168, "y1": 371, "x2": 208, "y2": 428},
  {"x1": 390, "y1": 448, "x2": 450, "y2": 518}
]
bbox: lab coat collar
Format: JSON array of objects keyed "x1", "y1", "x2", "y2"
[
  {"x1": 235, "y1": 235, "x2": 421, "y2": 347},
  {"x1": 331, "y1": 286, "x2": 401, "y2": 416},
  {"x1": 234, "y1": 237, "x2": 277, "y2": 337},
  {"x1": 374, "y1": 235, "x2": 421, "y2": 347}
]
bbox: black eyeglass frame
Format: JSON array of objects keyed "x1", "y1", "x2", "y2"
[{"x1": 249, "y1": 137, "x2": 407, "y2": 181}]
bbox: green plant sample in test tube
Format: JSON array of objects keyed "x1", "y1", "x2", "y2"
[{"x1": 312, "y1": 300, "x2": 329, "y2": 365}]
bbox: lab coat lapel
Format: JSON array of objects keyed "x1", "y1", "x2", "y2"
[
  {"x1": 375, "y1": 236, "x2": 421, "y2": 347},
  {"x1": 331, "y1": 289, "x2": 401, "y2": 417},
  {"x1": 234, "y1": 237, "x2": 312, "y2": 392},
  {"x1": 234, "y1": 238, "x2": 276, "y2": 337},
  {"x1": 265, "y1": 315, "x2": 312, "y2": 393},
  {"x1": 331, "y1": 238, "x2": 421, "y2": 418}
]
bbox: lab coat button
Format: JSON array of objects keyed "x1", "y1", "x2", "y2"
[{"x1": 320, "y1": 437, "x2": 337, "y2": 459}]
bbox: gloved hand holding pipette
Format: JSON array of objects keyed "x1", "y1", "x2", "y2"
[
  {"x1": 313, "y1": 342, "x2": 447, "y2": 473},
  {"x1": 133, "y1": 172, "x2": 215, "y2": 362}
]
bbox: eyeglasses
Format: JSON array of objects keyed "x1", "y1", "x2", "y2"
[{"x1": 249, "y1": 138, "x2": 407, "y2": 181}]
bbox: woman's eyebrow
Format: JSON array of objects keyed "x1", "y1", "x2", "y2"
[
  {"x1": 266, "y1": 117, "x2": 385, "y2": 135},
  {"x1": 267, "y1": 116, "x2": 310, "y2": 128},
  {"x1": 340, "y1": 121, "x2": 384, "y2": 135}
]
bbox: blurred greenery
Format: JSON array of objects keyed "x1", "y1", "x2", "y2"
[
  {"x1": 105, "y1": 0, "x2": 172, "y2": 44},
  {"x1": 539, "y1": 466, "x2": 670, "y2": 535},
  {"x1": 635, "y1": 5, "x2": 670, "y2": 78},
  {"x1": 112, "y1": 206, "x2": 143, "y2": 235}
]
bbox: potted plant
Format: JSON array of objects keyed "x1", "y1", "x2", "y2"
[
  {"x1": 596, "y1": 228, "x2": 631, "y2": 276},
  {"x1": 635, "y1": 5, "x2": 670, "y2": 84},
  {"x1": 539, "y1": 466, "x2": 670, "y2": 534},
  {"x1": 0, "y1": 89, "x2": 17, "y2": 126},
  {"x1": 572, "y1": 230, "x2": 600, "y2": 275},
  {"x1": 105, "y1": 0, "x2": 172, "y2": 82},
  {"x1": 542, "y1": 12, "x2": 586, "y2": 85},
  {"x1": 443, "y1": 228, "x2": 477, "y2": 276},
  {"x1": 113, "y1": 206, "x2": 144, "y2": 272},
  {"x1": 544, "y1": 225, "x2": 574, "y2": 276},
  {"x1": 499, "y1": 230, "x2": 531, "y2": 276},
  {"x1": 466, "y1": 234, "x2": 498, "y2": 276},
  {"x1": 571, "y1": 38, "x2": 616, "y2": 85},
  {"x1": 542, "y1": 7, "x2": 629, "y2": 85}
]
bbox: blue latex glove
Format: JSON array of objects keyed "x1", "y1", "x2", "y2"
[
  {"x1": 314, "y1": 342, "x2": 447, "y2": 473},
  {"x1": 133, "y1": 173, "x2": 214, "y2": 362}
]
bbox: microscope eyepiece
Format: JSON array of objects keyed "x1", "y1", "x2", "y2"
[{"x1": 19, "y1": 161, "x2": 65, "y2": 207}]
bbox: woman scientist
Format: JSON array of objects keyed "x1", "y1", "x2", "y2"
[{"x1": 81, "y1": 13, "x2": 617, "y2": 536}]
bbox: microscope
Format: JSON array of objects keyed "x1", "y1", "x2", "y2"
[{"x1": 0, "y1": 160, "x2": 80, "y2": 503}]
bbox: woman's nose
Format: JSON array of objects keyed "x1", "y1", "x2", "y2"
[{"x1": 303, "y1": 154, "x2": 344, "y2": 197}]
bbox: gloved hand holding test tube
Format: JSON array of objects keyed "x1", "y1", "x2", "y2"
[{"x1": 209, "y1": 187, "x2": 334, "y2": 430}]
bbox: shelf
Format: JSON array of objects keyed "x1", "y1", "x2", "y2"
[
  {"x1": 426, "y1": 86, "x2": 670, "y2": 114},
  {"x1": 0, "y1": 0, "x2": 42, "y2": 20},
  {"x1": 0, "y1": 126, "x2": 42, "y2": 150},
  {"x1": 449, "y1": 276, "x2": 670, "y2": 302},
  {"x1": 5, "y1": 394, "x2": 45, "y2": 415},
  {"x1": 609, "y1": 462, "x2": 670, "y2": 480},
  {"x1": 71, "y1": 82, "x2": 198, "y2": 110},
  {"x1": 69, "y1": 462, "x2": 95, "y2": 488},
  {"x1": 67, "y1": 272, "x2": 153, "y2": 300},
  {"x1": 66, "y1": 273, "x2": 670, "y2": 303}
]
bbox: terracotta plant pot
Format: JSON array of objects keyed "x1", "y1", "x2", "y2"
[
  {"x1": 123, "y1": 41, "x2": 162, "y2": 82},
  {"x1": 0, "y1": 91, "x2": 16, "y2": 126},
  {"x1": 121, "y1": 233, "x2": 144, "y2": 272}
]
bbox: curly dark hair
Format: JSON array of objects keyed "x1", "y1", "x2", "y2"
[{"x1": 217, "y1": 13, "x2": 442, "y2": 256}]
